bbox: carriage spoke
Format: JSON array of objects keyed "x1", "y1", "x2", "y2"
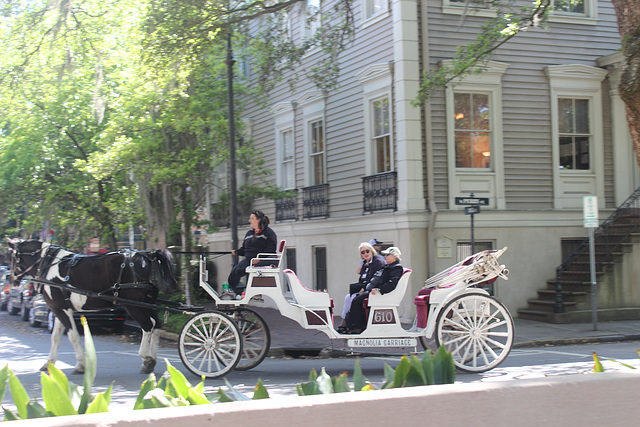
[{"x1": 185, "y1": 331, "x2": 207, "y2": 343}]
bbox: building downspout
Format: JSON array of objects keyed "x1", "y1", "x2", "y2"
[{"x1": 420, "y1": 0, "x2": 438, "y2": 275}]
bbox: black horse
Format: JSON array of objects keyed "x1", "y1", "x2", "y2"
[{"x1": 7, "y1": 238, "x2": 177, "y2": 374}]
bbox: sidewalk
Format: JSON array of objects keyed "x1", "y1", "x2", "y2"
[{"x1": 246, "y1": 307, "x2": 640, "y2": 356}]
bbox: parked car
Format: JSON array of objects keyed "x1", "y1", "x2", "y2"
[
  {"x1": 29, "y1": 293, "x2": 128, "y2": 333},
  {"x1": 0, "y1": 271, "x2": 12, "y2": 311},
  {"x1": 7, "y1": 277, "x2": 37, "y2": 321},
  {"x1": 28, "y1": 293, "x2": 54, "y2": 330}
]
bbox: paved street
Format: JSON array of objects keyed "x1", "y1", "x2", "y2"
[{"x1": 3, "y1": 306, "x2": 640, "y2": 412}]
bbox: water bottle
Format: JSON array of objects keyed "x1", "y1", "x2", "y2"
[{"x1": 222, "y1": 283, "x2": 229, "y2": 291}]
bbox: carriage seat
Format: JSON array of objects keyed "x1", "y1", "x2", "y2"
[
  {"x1": 283, "y1": 269, "x2": 332, "y2": 308},
  {"x1": 246, "y1": 240, "x2": 286, "y2": 273},
  {"x1": 367, "y1": 268, "x2": 412, "y2": 307}
]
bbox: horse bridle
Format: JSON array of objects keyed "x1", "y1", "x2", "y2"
[{"x1": 9, "y1": 243, "x2": 46, "y2": 282}]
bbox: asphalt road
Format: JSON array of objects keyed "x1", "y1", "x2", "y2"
[{"x1": 2, "y1": 309, "x2": 640, "y2": 413}]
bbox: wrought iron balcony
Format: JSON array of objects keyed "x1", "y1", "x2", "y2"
[
  {"x1": 302, "y1": 184, "x2": 329, "y2": 219},
  {"x1": 362, "y1": 171, "x2": 397, "y2": 213},
  {"x1": 275, "y1": 192, "x2": 298, "y2": 221},
  {"x1": 209, "y1": 202, "x2": 247, "y2": 229},
  {"x1": 210, "y1": 202, "x2": 231, "y2": 228}
]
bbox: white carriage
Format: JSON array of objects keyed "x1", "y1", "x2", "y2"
[{"x1": 178, "y1": 241, "x2": 513, "y2": 378}]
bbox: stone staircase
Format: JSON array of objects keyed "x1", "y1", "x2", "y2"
[{"x1": 519, "y1": 190, "x2": 640, "y2": 323}]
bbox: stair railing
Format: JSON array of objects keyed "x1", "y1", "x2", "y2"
[{"x1": 554, "y1": 186, "x2": 640, "y2": 313}]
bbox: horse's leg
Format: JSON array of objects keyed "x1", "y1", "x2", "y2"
[
  {"x1": 139, "y1": 326, "x2": 160, "y2": 374},
  {"x1": 42, "y1": 314, "x2": 66, "y2": 371},
  {"x1": 65, "y1": 310, "x2": 86, "y2": 374},
  {"x1": 42, "y1": 309, "x2": 84, "y2": 374},
  {"x1": 126, "y1": 307, "x2": 160, "y2": 374}
]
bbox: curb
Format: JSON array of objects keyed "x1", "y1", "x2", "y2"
[{"x1": 513, "y1": 333, "x2": 640, "y2": 349}]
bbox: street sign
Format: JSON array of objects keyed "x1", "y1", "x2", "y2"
[
  {"x1": 465, "y1": 206, "x2": 481, "y2": 215},
  {"x1": 583, "y1": 196, "x2": 599, "y2": 228},
  {"x1": 455, "y1": 197, "x2": 489, "y2": 206}
]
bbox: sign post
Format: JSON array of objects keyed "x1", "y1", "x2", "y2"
[
  {"x1": 455, "y1": 194, "x2": 489, "y2": 254},
  {"x1": 583, "y1": 196, "x2": 599, "y2": 331}
]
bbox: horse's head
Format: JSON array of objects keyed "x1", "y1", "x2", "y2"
[
  {"x1": 6, "y1": 238, "x2": 46, "y2": 283},
  {"x1": 147, "y1": 249, "x2": 178, "y2": 294}
]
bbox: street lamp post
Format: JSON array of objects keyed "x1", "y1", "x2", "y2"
[{"x1": 226, "y1": 31, "x2": 239, "y2": 257}]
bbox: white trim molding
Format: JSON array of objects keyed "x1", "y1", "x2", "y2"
[{"x1": 597, "y1": 53, "x2": 640, "y2": 204}]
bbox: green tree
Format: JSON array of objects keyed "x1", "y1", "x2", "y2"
[{"x1": 0, "y1": 0, "x2": 146, "y2": 249}]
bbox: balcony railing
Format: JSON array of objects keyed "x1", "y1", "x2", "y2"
[
  {"x1": 209, "y1": 202, "x2": 247, "y2": 229},
  {"x1": 362, "y1": 171, "x2": 397, "y2": 213},
  {"x1": 302, "y1": 184, "x2": 329, "y2": 219},
  {"x1": 210, "y1": 202, "x2": 231, "y2": 228},
  {"x1": 275, "y1": 192, "x2": 298, "y2": 221}
]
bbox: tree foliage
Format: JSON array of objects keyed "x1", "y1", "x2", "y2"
[
  {"x1": 0, "y1": 0, "x2": 146, "y2": 249},
  {"x1": 0, "y1": 0, "x2": 299, "y2": 250}
]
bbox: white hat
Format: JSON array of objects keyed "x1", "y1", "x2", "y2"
[
  {"x1": 369, "y1": 238, "x2": 383, "y2": 246},
  {"x1": 381, "y1": 247, "x2": 401, "y2": 258}
]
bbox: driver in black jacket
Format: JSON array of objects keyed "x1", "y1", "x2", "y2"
[{"x1": 225, "y1": 210, "x2": 277, "y2": 298}]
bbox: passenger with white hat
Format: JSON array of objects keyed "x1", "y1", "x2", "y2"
[{"x1": 345, "y1": 247, "x2": 404, "y2": 334}]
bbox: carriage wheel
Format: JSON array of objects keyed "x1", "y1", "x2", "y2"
[
  {"x1": 178, "y1": 311, "x2": 243, "y2": 378},
  {"x1": 435, "y1": 293, "x2": 514, "y2": 373},
  {"x1": 231, "y1": 308, "x2": 271, "y2": 371}
]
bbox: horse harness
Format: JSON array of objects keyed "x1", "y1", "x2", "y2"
[{"x1": 19, "y1": 244, "x2": 157, "y2": 305}]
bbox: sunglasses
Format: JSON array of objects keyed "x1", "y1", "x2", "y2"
[{"x1": 360, "y1": 250, "x2": 371, "y2": 254}]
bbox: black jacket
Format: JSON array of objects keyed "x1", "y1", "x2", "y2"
[
  {"x1": 366, "y1": 261, "x2": 404, "y2": 294},
  {"x1": 235, "y1": 226, "x2": 278, "y2": 259},
  {"x1": 349, "y1": 256, "x2": 386, "y2": 294}
]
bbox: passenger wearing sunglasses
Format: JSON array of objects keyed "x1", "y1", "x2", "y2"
[
  {"x1": 336, "y1": 242, "x2": 385, "y2": 333},
  {"x1": 345, "y1": 247, "x2": 404, "y2": 334}
]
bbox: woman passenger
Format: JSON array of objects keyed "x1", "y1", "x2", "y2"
[
  {"x1": 336, "y1": 242, "x2": 385, "y2": 333},
  {"x1": 345, "y1": 247, "x2": 404, "y2": 334}
]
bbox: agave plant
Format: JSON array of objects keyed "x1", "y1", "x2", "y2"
[
  {"x1": 1, "y1": 316, "x2": 111, "y2": 420},
  {"x1": 296, "y1": 345, "x2": 456, "y2": 396}
]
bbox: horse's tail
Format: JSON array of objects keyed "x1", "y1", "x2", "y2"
[{"x1": 148, "y1": 249, "x2": 178, "y2": 293}]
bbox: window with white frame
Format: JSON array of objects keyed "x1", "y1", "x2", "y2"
[
  {"x1": 364, "y1": 0, "x2": 388, "y2": 20},
  {"x1": 279, "y1": 128, "x2": 296, "y2": 189},
  {"x1": 272, "y1": 101, "x2": 296, "y2": 190},
  {"x1": 281, "y1": 10, "x2": 292, "y2": 41},
  {"x1": 558, "y1": 98, "x2": 591, "y2": 170},
  {"x1": 454, "y1": 92, "x2": 491, "y2": 169},
  {"x1": 309, "y1": 119, "x2": 325, "y2": 185},
  {"x1": 442, "y1": 0, "x2": 596, "y2": 22},
  {"x1": 305, "y1": 0, "x2": 321, "y2": 40},
  {"x1": 552, "y1": 0, "x2": 585, "y2": 15},
  {"x1": 357, "y1": 63, "x2": 393, "y2": 176},
  {"x1": 444, "y1": 60, "x2": 508, "y2": 210},
  {"x1": 373, "y1": 97, "x2": 392, "y2": 173},
  {"x1": 545, "y1": 64, "x2": 607, "y2": 209}
]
